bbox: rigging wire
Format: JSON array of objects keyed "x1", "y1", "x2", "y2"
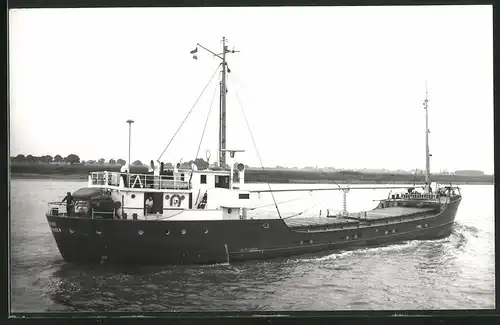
[
  {"x1": 249, "y1": 196, "x2": 305, "y2": 211},
  {"x1": 317, "y1": 168, "x2": 342, "y2": 190},
  {"x1": 228, "y1": 73, "x2": 283, "y2": 219},
  {"x1": 230, "y1": 72, "x2": 342, "y2": 198},
  {"x1": 187, "y1": 75, "x2": 220, "y2": 185},
  {"x1": 157, "y1": 63, "x2": 222, "y2": 163},
  {"x1": 195, "y1": 74, "x2": 220, "y2": 160},
  {"x1": 230, "y1": 72, "x2": 331, "y2": 218},
  {"x1": 282, "y1": 201, "x2": 322, "y2": 220}
]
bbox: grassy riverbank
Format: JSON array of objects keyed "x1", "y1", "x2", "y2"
[{"x1": 9, "y1": 163, "x2": 494, "y2": 185}]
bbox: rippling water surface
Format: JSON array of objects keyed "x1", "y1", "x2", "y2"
[{"x1": 10, "y1": 179, "x2": 495, "y2": 312}]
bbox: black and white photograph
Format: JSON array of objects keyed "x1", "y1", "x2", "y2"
[{"x1": 9, "y1": 5, "x2": 494, "y2": 313}]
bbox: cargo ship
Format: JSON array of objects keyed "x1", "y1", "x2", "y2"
[{"x1": 45, "y1": 37, "x2": 462, "y2": 265}]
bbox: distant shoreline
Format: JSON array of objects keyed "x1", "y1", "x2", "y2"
[
  {"x1": 11, "y1": 173, "x2": 88, "y2": 180},
  {"x1": 9, "y1": 164, "x2": 494, "y2": 185}
]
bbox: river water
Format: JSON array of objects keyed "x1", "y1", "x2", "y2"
[{"x1": 9, "y1": 178, "x2": 495, "y2": 312}]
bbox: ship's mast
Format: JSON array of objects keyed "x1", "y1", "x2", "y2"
[
  {"x1": 191, "y1": 37, "x2": 238, "y2": 168},
  {"x1": 424, "y1": 82, "x2": 431, "y2": 193},
  {"x1": 220, "y1": 37, "x2": 228, "y2": 168}
]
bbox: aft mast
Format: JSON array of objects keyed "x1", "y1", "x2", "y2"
[{"x1": 424, "y1": 82, "x2": 431, "y2": 193}]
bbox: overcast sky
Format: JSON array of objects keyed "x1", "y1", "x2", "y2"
[{"x1": 9, "y1": 5, "x2": 493, "y2": 173}]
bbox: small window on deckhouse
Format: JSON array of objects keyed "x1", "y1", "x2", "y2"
[{"x1": 201, "y1": 175, "x2": 207, "y2": 184}]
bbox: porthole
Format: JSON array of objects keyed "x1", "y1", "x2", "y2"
[
  {"x1": 424, "y1": 224, "x2": 428, "y2": 228},
  {"x1": 346, "y1": 235, "x2": 350, "y2": 240},
  {"x1": 138, "y1": 229, "x2": 144, "y2": 235},
  {"x1": 165, "y1": 195, "x2": 170, "y2": 200},
  {"x1": 165, "y1": 230, "x2": 170, "y2": 235},
  {"x1": 131, "y1": 194, "x2": 136, "y2": 199},
  {"x1": 96, "y1": 230, "x2": 102, "y2": 235},
  {"x1": 204, "y1": 229, "x2": 208, "y2": 234},
  {"x1": 385, "y1": 230, "x2": 388, "y2": 235},
  {"x1": 416, "y1": 225, "x2": 422, "y2": 229},
  {"x1": 300, "y1": 240, "x2": 304, "y2": 245},
  {"x1": 69, "y1": 229, "x2": 75, "y2": 234},
  {"x1": 181, "y1": 229, "x2": 187, "y2": 235},
  {"x1": 309, "y1": 240, "x2": 313, "y2": 244},
  {"x1": 353, "y1": 234, "x2": 358, "y2": 239},
  {"x1": 392, "y1": 229, "x2": 396, "y2": 233},
  {"x1": 180, "y1": 195, "x2": 185, "y2": 200},
  {"x1": 263, "y1": 223, "x2": 269, "y2": 229},
  {"x1": 375, "y1": 229, "x2": 379, "y2": 233},
  {"x1": 228, "y1": 208, "x2": 232, "y2": 214}
]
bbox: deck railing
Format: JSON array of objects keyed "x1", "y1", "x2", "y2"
[
  {"x1": 390, "y1": 193, "x2": 443, "y2": 200},
  {"x1": 47, "y1": 202, "x2": 66, "y2": 216},
  {"x1": 90, "y1": 172, "x2": 121, "y2": 187},
  {"x1": 89, "y1": 171, "x2": 190, "y2": 190},
  {"x1": 47, "y1": 202, "x2": 116, "y2": 219}
]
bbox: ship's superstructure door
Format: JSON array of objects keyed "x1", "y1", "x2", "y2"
[{"x1": 144, "y1": 192, "x2": 164, "y2": 214}]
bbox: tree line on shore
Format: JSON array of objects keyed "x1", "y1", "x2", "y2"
[
  {"x1": 10, "y1": 154, "x2": 212, "y2": 170},
  {"x1": 10, "y1": 154, "x2": 489, "y2": 177}
]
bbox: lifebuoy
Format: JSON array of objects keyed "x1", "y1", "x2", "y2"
[{"x1": 170, "y1": 194, "x2": 184, "y2": 207}]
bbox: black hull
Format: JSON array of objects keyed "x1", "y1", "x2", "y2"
[{"x1": 46, "y1": 198, "x2": 461, "y2": 266}]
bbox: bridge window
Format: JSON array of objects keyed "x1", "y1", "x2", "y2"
[
  {"x1": 200, "y1": 175, "x2": 207, "y2": 184},
  {"x1": 239, "y1": 193, "x2": 250, "y2": 199},
  {"x1": 215, "y1": 175, "x2": 230, "y2": 189}
]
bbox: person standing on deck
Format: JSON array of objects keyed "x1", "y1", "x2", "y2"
[
  {"x1": 153, "y1": 163, "x2": 160, "y2": 188},
  {"x1": 120, "y1": 165, "x2": 128, "y2": 187},
  {"x1": 61, "y1": 192, "x2": 74, "y2": 216},
  {"x1": 147, "y1": 160, "x2": 157, "y2": 188},
  {"x1": 148, "y1": 160, "x2": 160, "y2": 188},
  {"x1": 145, "y1": 196, "x2": 154, "y2": 216}
]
